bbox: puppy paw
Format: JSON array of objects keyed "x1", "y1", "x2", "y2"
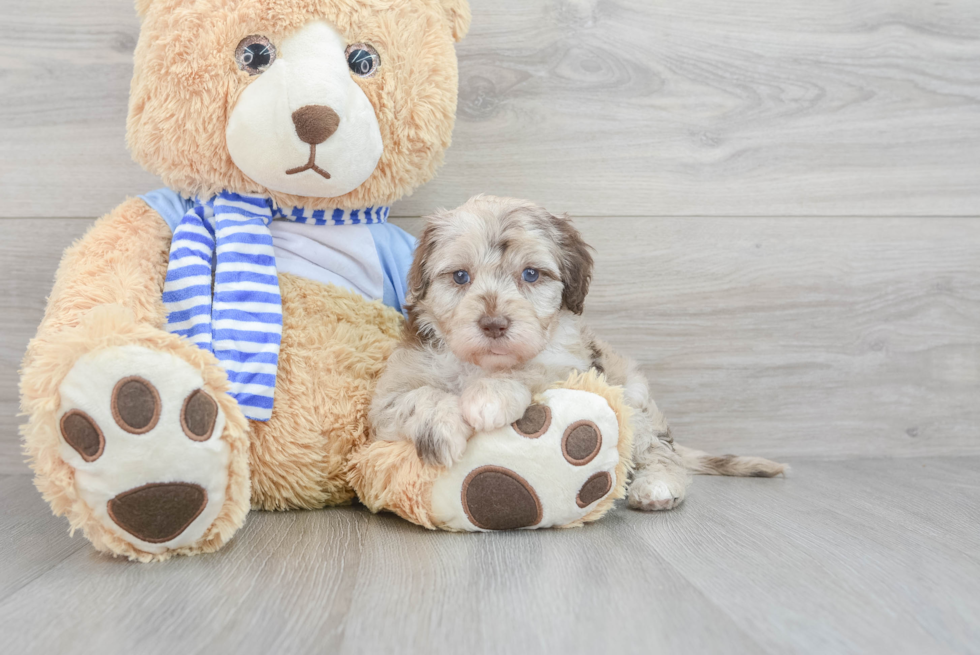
[
  {"x1": 460, "y1": 379, "x2": 532, "y2": 432},
  {"x1": 628, "y1": 474, "x2": 687, "y2": 511},
  {"x1": 409, "y1": 400, "x2": 473, "y2": 468}
]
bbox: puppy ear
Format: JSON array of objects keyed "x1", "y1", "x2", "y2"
[
  {"x1": 553, "y1": 214, "x2": 594, "y2": 315},
  {"x1": 438, "y1": 0, "x2": 472, "y2": 42},
  {"x1": 405, "y1": 221, "x2": 439, "y2": 327}
]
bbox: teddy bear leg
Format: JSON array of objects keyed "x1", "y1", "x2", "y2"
[
  {"x1": 361, "y1": 372, "x2": 634, "y2": 532},
  {"x1": 23, "y1": 307, "x2": 252, "y2": 561},
  {"x1": 22, "y1": 199, "x2": 250, "y2": 561}
]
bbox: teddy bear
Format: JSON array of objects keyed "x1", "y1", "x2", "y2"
[{"x1": 20, "y1": 0, "x2": 635, "y2": 561}]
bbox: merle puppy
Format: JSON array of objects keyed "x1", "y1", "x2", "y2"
[{"x1": 369, "y1": 195, "x2": 785, "y2": 510}]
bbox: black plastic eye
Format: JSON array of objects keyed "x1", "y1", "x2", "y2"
[
  {"x1": 522, "y1": 268, "x2": 540, "y2": 283},
  {"x1": 236, "y1": 35, "x2": 276, "y2": 75},
  {"x1": 453, "y1": 270, "x2": 470, "y2": 285},
  {"x1": 345, "y1": 43, "x2": 380, "y2": 77}
]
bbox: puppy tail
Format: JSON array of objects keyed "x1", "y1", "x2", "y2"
[{"x1": 674, "y1": 444, "x2": 788, "y2": 478}]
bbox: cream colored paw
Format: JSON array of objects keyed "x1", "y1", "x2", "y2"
[
  {"x1": 628, "y1": 475, "x2": 687, "y2": 511},
  {"x1": 431, "y1": 388, "x2": 622, "y2": 531},
  {"x1": 57, "y1": 345, "x2": 231, "y2": 554},
  {"x1": 460, "y1": 379, "x2": 531, "y2": 432}
]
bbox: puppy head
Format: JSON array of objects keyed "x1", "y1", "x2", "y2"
[{"x1": 406, "y1": 195, "x2": 593, "y2": 370}]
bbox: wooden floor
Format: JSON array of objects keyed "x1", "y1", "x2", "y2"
[{"x1": 2, "y1": 457, "x2": 978, "y2": 654}]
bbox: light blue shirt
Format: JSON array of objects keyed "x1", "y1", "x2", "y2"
[{"x1": 140, "y1": 188, "x2": 416, "y2": 315}]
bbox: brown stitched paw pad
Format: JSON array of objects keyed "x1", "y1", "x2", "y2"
[
  {"x1": 107, "y1": 482, "x2": 208, "y2": 544},
  {"x1": 576, "y1": 471, "x2": 612, "y2": 508},
  {"x1": 461, "y1": 466, "x2": 543, "y2": 530},
  {"x1": 562, "y1": 420, "x2": 602, "y2": 465},
  {"x1": 512, "y1": 404, "x2": 551, "y2": 439},
  {"x1": 60, "y1": 410, "x2": 105, "y2": 462},
  {"x1": 181, "y1": 390, "x2": 218, "y2": 442},
  {"x1": 111, "y1": 376, "x2": 161, "y2": 434}
]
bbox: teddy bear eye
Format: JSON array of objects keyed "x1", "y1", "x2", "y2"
[
  {"x1": 453, "y1": 270, "x2": 470, "y2": 285},
  {"x1": 345, "y1": 44, "x2": 380, "y2": 77},
  {"x1": 235, "y1": 35, "x2": 276, "y2": 75}
]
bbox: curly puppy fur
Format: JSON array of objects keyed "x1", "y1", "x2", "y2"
[{"x1": 370, "y1": 195, "x2": 786, "y2": 511}]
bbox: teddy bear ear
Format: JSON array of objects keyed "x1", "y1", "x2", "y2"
[{"x1": 439, "y1": 0, "x2": 471, "y2": 42}]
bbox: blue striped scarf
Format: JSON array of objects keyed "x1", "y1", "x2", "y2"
[{"x1": 162, "y1": 191, "x2": 390, "y2": 421}]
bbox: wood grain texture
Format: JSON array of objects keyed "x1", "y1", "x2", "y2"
[
  {"x1": 1, "y1": 1, "x2": 979, "y2": 217},
  {"x1": 0, "y1": 457, "x2": 977, "y2": 654},
  {"x1": 0, "y1": 219, "x2": 91, "y2": 474},
  {"x1": 0, "y1": 475, "x2": 86, "y2": 599},
  {"x1": 2, "y1": 215, "x2": 978, "y2": 473}
]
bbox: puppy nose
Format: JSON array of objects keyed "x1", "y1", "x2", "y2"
[
  {"x1": 292, "y1": 105, "x2": 340, "y2": 145},
  {"x1": 478, "y1": 315, "x2": 510, "y2": 339}
]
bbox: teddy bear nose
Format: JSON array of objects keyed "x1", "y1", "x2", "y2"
[
  {"x1": 478, "y1": 315, "x2": 511, "y2": 339},
  {"x1": 291, "y1": 105, "x2": 340, "y2": 145}
]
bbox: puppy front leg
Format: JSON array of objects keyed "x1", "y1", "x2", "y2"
[
  {"x1": 460, "y1": 377, "x2": 532, "y2": 433},
  {"x1": 371, "y1": 387, "x2": 473, "y2": 467}
]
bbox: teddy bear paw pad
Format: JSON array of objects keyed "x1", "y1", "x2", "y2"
[
  {"x1": 431, "y1": 389, "x2": 621, "y2": 531},
  {"x1": 57, "y1": 345, "x2": 231, "y2": 554}
]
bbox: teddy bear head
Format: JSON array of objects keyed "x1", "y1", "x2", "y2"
[{"x1": 127, "y1": 0, "x2": 470, "y2": 210}]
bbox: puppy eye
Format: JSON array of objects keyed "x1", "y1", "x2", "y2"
[
  {"x1": 452, "y1": 270, "x2": 470, "y2": 285},
  {"x1": 235, "y1": 35, "x2": 276, "y2": 75},
  {"x1": 522, "y1": 268, "x2": 540, "y2": 283},
  {"x1": 345, "y1": 43, "x2": 380, "y2": 77}
]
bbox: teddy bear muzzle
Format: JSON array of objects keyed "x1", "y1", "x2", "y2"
[{"x1": 225, "y1": 20, "x2": 383, "y2": 199}]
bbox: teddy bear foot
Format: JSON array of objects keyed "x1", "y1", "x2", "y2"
[
  {"x1": 57, "y1": 344, "x2": 244, "y2": 558},
  {"x1": 429, "y1": 387, "x2": 626, "y2": 531}
]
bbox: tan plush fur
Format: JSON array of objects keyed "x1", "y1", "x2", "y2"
[
  {"x1": 27, "y1": 197, "x2": 172, "y2": 341},
  {"x1": 250, "y1": 275, "x2": 404, "y2": 510},
  {"x1": 346, "y1": 439, "x2": 444, "y2": 528},
  {"x1": 129, "y1": 0, "x2": 467, "y2": 210}
]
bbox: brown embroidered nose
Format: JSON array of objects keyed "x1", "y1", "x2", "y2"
[
  {"x1": 292, "y1": 105, "x2": 340, "y2": 145},
  {"x1": 478, "y1": 315, "x2": 510, "y2": 339}
]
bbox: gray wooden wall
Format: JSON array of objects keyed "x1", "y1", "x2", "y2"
[{"x1": 2, "y1": 0, "x2": 978, "y2": 474}]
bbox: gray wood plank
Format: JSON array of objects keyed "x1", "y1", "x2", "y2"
[
  {"x1": 0, "y1": 476, "x2": 764, "y2": 655},
  {"x1": 0, "y1": 474, "x2": 86, "y2": 600},
  {"x1": 583, "y1": 216, "x2": 980, "y2": 460},
  {"x1": 331, "y1": 514, "x2": 764, "y2": 655},
  {"x1": 2, "y1": 1, "x2": 979, "y2": 217},
  {"x1": 0, "y1": 493, "x2": 373, "y2": 653},
  {"x1": 3, "y1": 216, "x2": 978, "y2": 472},
  {"x1": 626, "y1": 457, "x2": 980, "y2": 654},
  {"x1": 1, "y1": 459, "x2": 978, "y2": 654}
]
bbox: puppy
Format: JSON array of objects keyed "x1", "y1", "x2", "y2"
[{"x1": 369, "y1": 195, "x2": 785, "y2": 511}]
